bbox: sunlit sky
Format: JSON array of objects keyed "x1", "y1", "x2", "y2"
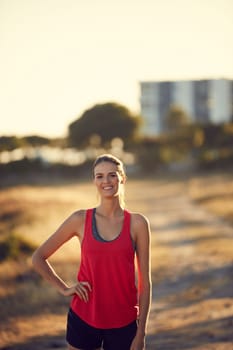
[{"x1": 1, "y1": 0, "x2": 233, "y2": 138}]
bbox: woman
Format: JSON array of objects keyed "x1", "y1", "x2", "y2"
[{"x1": 32, "y1": 154, "x2": 152, "y2": 350}]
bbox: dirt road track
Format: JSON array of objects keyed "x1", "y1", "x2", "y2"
[{"x1": 146, "y1": 180, "x2": 233, "y2": 350}]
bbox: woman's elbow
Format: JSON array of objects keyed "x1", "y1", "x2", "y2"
[
  {"x1": 31, "y1": 249, "x2": 43, "y2": 269},
  {"x1": 31, "y1": 250, "x2": 38, "y2": 268}
]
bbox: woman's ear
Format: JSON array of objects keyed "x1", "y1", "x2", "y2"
[{"x1": 121, "y1": 175, "x2": 126, "y2": 184}]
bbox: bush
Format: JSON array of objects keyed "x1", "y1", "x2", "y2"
[{"x1": 0, "y1": 233, "x2": 37, "y2": 262}]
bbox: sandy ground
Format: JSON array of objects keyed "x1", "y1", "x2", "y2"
[{"x1": 0, "y1": 175, "x2": 232, "y2": 349}]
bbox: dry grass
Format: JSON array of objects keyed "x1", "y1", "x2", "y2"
[{"x1": 0, "y1": 171, "x2": 232, "y2": 349}]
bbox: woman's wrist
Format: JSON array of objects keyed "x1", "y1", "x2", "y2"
[
  {"x1": 57, "y1": 283, "x2": 70, "y2": 296},
  {"x1": 136, "y1": 326, "x2": 146, "y2": 338}
]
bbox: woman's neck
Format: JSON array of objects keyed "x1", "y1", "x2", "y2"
[{"x1": 96, "y1": 199, "x2": 124, "y2": 218}]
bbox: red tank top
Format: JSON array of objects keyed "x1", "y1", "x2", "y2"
[{"x1": 71, "y1": 208, "x2": 138, "y2": 328}]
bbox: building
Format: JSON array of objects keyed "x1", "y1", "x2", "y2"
[{"x1": 140, "y1": 78, "x2": 233, "y2": 135}]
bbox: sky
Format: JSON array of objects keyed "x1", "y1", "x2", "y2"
[{"x1": 1, "y1": 0, "x2": 233, "y2": 138}]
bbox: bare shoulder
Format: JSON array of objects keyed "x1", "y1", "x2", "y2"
[
  {"x1": 131, "y1": 212, "x2": 150, "y2": 229},
  {"x1": 32, "y1": 209, "x2": 88, "y2": 259},
  {"x1": 52, "y1": 209, "x2": 87, "y2": 240},
  {"x1": 71, "y1": 209, "x2": 86, "y2": 222},
  {"x1": 68, "y1": 209, "x2": 86, "y2": 234},
  {"x1": 130, "y1": 211, "x2": 151, "y2": 244}
]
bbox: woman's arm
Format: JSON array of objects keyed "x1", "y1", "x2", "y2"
[
  {"x1": 131, "y1": 213, "x2": 152, "y2": 350},
  {"x1": 32, "y1": 210, "x2": 91, "y2": 301}
]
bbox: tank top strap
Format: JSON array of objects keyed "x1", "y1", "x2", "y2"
[
  {"x1": 124, "y1": 209, "x2": 131, "y2": 232},
  {"x1": 123, "y1": 209, "x2": 136, "y2": 250},
  {"x1": 83, "y1": 208, "x2": 93, "y2": 239}
]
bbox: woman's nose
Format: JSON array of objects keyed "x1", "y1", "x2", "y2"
[{"x1": 103, "y1": 175, "x2": 110, "y2": 183}]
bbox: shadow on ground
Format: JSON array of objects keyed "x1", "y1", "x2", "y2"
[
  {"x1": 154, "y1": 264, "x2": 233, "y2": 309},
  {"x1": 3, "y1": 316, "x2": 233, "y2": 350},
  {"x1": 0, "y1": 333, "x2": 67, "y2": 350},
  {"x1": 147, "y1": 316, "x2": 233, "y2": 350}
]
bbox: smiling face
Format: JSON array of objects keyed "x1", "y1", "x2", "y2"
[{"x1": 93, "y1": 161, "x2": 125, "y2": 202}]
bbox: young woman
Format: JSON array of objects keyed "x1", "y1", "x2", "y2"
[{"x1": 32, "y1": 154, "x2": 152, "y2": 350}]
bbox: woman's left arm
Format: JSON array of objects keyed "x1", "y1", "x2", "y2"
[{"x1": 131, "y1": 213, "x2": 152, "y2": 350}]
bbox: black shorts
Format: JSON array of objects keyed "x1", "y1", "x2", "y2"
[{"x1": 66, "y1": 308, "x2": 137, "y2": 350}]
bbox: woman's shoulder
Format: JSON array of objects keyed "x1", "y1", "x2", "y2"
[
  {"x1": 66, "y1": 209, "x2": 91, "y2": 237},
  {"x1": 127, "y1": 210, "x2": 150, "y2": 227},
  {"x1": 69, "y1": 208, "x2": 90, "y2": 224},
  {"x1": 71, "y1": 208, "x2": 91, "y2": 218},
  {"x1": 127, "y1": 210, "x2": 150, "y2": 244}
]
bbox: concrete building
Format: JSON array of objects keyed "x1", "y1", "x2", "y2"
[{"x1": 140, "y1": 78, "x2": 233, "y2": 135}]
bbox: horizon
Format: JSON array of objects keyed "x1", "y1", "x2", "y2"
[{"x1": 1, "y1": 0, "x2": 233, "y2": 138}]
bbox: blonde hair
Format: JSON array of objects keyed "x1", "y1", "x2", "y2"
[{"x1": 93, "y1": 154, "x2": 126, "y2": 207}]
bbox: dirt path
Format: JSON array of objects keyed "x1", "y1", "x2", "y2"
[
  {"x1": 1, "y1": 178, "x2": 233, "y2": 350},
  {"x1": 146, "y1": 180, "x2": 233, "y2": 350}
]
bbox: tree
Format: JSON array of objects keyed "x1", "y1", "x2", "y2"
[
  {"x1": 68, "y1": 102, "x2": 142, "y2": 149},
  {"x1": 22, "y1": 135, "x2": 50, "y2": 147},
  {"x1": 165, "y1": 104, "x2": 190, "y2": 133},
  {"x1": 0, "y1": 136, "x2": 22, "y2": 152}
]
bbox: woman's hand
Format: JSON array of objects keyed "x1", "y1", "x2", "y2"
[
  {"x1": 130, "y1": 333, "x2": 145, "y2": 350},
  {"x1": 62, "y1": 281, "x2": 92, "y2": 302}
]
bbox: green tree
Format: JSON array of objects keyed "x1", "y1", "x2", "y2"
[
  {"x1": 165, "y1": 104, "x2": 190, "y2": 133},
  {"x1": 68, "y1": 102, "x2": 142, "y2": 149},
  {"x1": 22, "y1": 135, "x2": 50, "y2": 147},
  {"x1": 0, "y1": 136, "x2": 22, "y2": 152}
]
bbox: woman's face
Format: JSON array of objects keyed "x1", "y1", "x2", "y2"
[{"x1": 93, "y1": 161, "x2": 124, "y2": 199}]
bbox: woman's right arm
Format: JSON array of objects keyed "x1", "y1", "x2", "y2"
[{"x1": 32, "y1": 210, "x2": 91, "y2": 301}]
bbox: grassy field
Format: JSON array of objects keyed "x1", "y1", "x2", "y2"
[{"x1": 0, "y1": 170, "x2": 232, "y2": 349}]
